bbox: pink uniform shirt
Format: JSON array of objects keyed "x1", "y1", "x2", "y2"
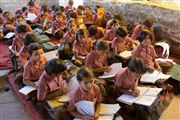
[
  {"x1": 37, "y1": 71, "x2": 68, "y2": 101},
  {"x1": 68, "y1": 84, "x2": 103, "y2": 112}
]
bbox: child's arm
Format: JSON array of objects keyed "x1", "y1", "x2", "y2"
[
  {"x1": 93, "y1": 66, "x2": 111, "y2": 74},
  {"x1": 23, "y1": 79, "x2": 36, "y2": 87},
  {"x1": 45, "y1": 88, "x2": 69, "y2": 100},
  {"x1": 94, "y1": 103, "x2": 100, "y2": 119}
]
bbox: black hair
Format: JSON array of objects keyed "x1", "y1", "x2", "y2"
[
  {"x1": 23, "y1": 32, "x2": 38, "y2": 46},
  {"x1": 69, "y1": 11, "x2": 77, "y2": 19},
  {"x1": 77, "y1": 67, "x2": 94, "y2": 82},
  {"x1": 95, "y1": 40, "x2": 109, "y2": 51},
  {"x1": 88, "y1": 25, "x2": 98, "y2": 36},
  {"x1": 27, "y1": 43, "x2": 42, "y2": 55},
  {"x1": 54, "y1": 30, "x2": 64, "y2": 39},
  {"x1": 137, "y1": 30, "x2": 152, "y2": 42},
  {"x1": 15, "y1": 14, "x2": 23, "y2": 20},
  {"x1": 113, "y1": 13, "x2": 122, "y2": 21},
  {"x1": 59, "y1": 6, "x2": 65, "y2": 13},
  {"x1": 85, "y1": 6, "x2": 91, "y2": 10},
  {"x1": 77, "y1": 5, "x2": 84, "y2": 10},
  {"x1": 116, "y1": 27, "x2": 128, "y2": 37},
  {"x1": 21, "y1": 7, "x2": 28, "y2": 13},
  {"x1": 58, "y1": 42, "x2": 72, "y2": 60},
  {"x1": 0, "y1": 8, "x2": 3, "y2": 14},
  {"x1": 41, "y1": 5, "x2": 48, "y2": 12},
  {"x1": 143, "y1": 18, "x2": 153, "y2": 28},
  {"x1": 3, "y1": 11, "x2": 11, "y2": 17},
  {"x1": 76, "y1": 29, "x2": 84, "y2": 42},
  {"x1": 53, "y1": 11, "x2": 63, "y2": 20},
  {"x1": 27, "y1": 0, "x2": 35, "y2": 7},
  {"x1": 128, "y1": 58, "x2": 146, "y2": 74},
  {"x1": 45, "y1": 58, "x2": 66, "y2": 75},
  {"x1": 16, "y1": 24, "x2": 28, "y2": 33}
]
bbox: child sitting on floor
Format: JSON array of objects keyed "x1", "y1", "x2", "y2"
[
  {"x1": 85, "y1": 40, "x2": 111, "y2": 76},
  {"x1": 115, "y1": 58, "x2": 146, "y2": 96},
  {"x1": 132, "y1": 30, "x2": 161, "y2": 73},
  {"x1": 68, "y1": 67, "x2": 103, "y2": 119},
  {"x1": 23, "y1": 43, "x2": 47, "y2": 87},
  {"x1": 37, "y1": 58, "x2": 69, "y2": 101},
  {"x1": 73, "y1": 29, "x2": 93, "y2": 66}
]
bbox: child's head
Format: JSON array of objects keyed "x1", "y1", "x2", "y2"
[
  {"x1": 21, "y1": 7, "x2": 28, "y2": 13},
  {"x1": 88, "y1": 25, "x2": 98, "y2": 37},
  {"x1": 128, "y1": 58, "x2": 146, "y2": 76},
  {"x1": 138, "y1": 30, "x2": 152, "y2": 46},
  {"x1": 45, "y1": 58, "x2": 66, "y2": 77},
  {"x1": 68, "y1": 11, "x2": 77, "y2": 19},
  {"x1": 143, "y1": 18, "x2": 153, "y2": 28},
  {"x1": 111, "y1": 19, "x2": 119, "y2": 30},
  {"x1": 54, "y1": 11, "x2": 63, "y2": 22},
  {"x1": 77, "y1": 67, "x2": 94, "y2": 91},
  {"x1": 15, "y1": 14, "x2": 24, "y2": 25},
  {"x1": 23, "y1": 32, "x2": 38, "y2": 46},
  {"x1": 3, "y1": 11, "x2": 13, "y2": 21},
  {"x1": 27, "y1": 0, "x2": 35, "y2": 8},
  {"x1": 113, "y1": 13, "x2": 122, "y2": 23},
  {"x1": 95, "y1": 40, "x2": 109, "y2": 55},
  {"x1": 85, "y1": 6, "x2": 91, "y2": 13},
  {"x1": 116, "y1": 26, "x2": 128, "y2": 38},
  {"x1": 76, "y1": 29, "x2": 85, "y2": 42},
  {"x1": 67, "y1": 18, "x2": 77, "y2": 33},
  {"x1": 27, "y1": 43, "x2": 44, "y2": 62},
  {"x1": 68, "y1": 0, "x2": 74, "y2": 6},
  {"x1": 77, "y1": 5, "x2": 84, "y2": 15},
  {"x1": 16, "y1": 24, "x2": 28, "y2": 38},
  {"x1": 59, "y1": 6, "x2": 65, "y2": 13},
  {"x1": 41, "y1": 5, "x2": 49, "y2": 14}
]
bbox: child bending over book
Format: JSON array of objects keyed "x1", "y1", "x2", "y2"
[
  {"x1": 132, "y1": 30, "x2": 161, "y2": 73},
  {"x1": 23, "y1": 43, "x2": 47, "y2": 87},
  {"x1": 73, "y1": 29, "x2": 93, "y2": 66},
  {"x1": 115, "y1": 58, "x2": 146, "y2": 97},
  {"x1": 85, "y1": 40, "x2": 111, "y2": 76},
  {"x1": 37, "y1": 58, "x2": 69, "y2": 101},
  {"x1": 68, "y1": 67, "x2": 103, "y2": 119}
]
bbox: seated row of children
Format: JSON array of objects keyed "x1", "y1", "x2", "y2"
[{"x1": 0, "y1": 0, "x2": 173, "y2": 119}]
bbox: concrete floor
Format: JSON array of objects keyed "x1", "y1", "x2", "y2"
[
  {"x1": 0, "y1": 77, "x2": 34, "y2": 120},
  {"x1": 0, "y1": 75, "x2": 180, "y2": 120}
]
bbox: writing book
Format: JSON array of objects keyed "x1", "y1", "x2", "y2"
[
  {"x1": 26, "y1": 13, "x2": 37, "y2": 21},
  {"x1": 99, "y1": 63, "x2": 122, "y2": 79},
  {"x1": 140, "y1": 70, "x2": 171, "y2": 84},
  {"x1": 43, "y1": 50, "x2": 58, "y2": 61},
  {"x1": 19, "y1": 86, "x2": 36, "y2": 96},
  {"x1": 119, "y1": 51, "x2": 132, "y2": 59},
  {"x1": 117, "y1": 87, "x2": 162, "y2": 106},
  {"x1": 74, "y1": 100, "x2": 121, "y2": 120}
]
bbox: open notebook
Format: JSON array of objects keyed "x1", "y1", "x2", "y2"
[
  {"x1": 43, "y1": 50, "x2": 58, "y2": 61},
  {"x1": 19, "y1": 86, "x2": 36, "y2": 96},
  {"x1": 117, "y1": 87, "x2": 162, "y2": 106},
  {"x1": 118, "y1": 51, "x2": 132, "y2": 59},
  {"x1": 4, "y1": 32, "x2": 15, "y2": 39},
  {"x1": 74, "y1": 101, "x2": 121, "y2": 120},
  {"x1": 26, "y1": 13, "x2": 37, "y2": 21},
  {"x1": 99, "y1": 63, "x2": 122, "y2": 79},
  {"x1": 140, "y1": 70, "x2": 171, "y2": 84}
]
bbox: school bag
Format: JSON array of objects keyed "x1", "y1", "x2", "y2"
[
  {"x1": 33, "y1": 28, "x2": 44, "y2": 36},
  {"x1": 37, "y1": 34, "x2": 50, "y2": 44},
  {"x1": 134, "y1": 97, "x2": 163, "y2": 120},
  {"x1": 41, "y1": 42, "x2": 58, "y2": 52}
]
